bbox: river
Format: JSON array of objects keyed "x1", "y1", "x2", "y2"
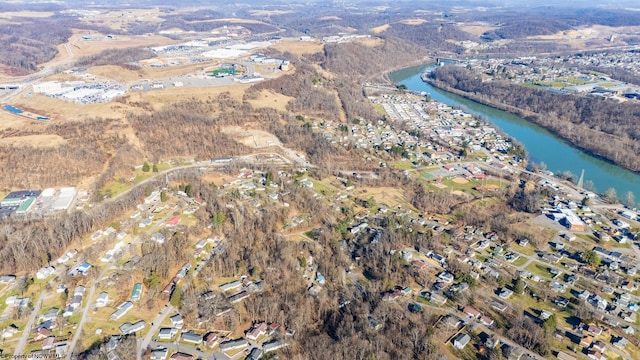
[{"x1": 390, "y1": 64, "x2": 639, "y2": 202}]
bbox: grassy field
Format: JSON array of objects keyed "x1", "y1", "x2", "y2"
[{"x1": 392, "y1": 160, "x2": 414, "y2": 170}]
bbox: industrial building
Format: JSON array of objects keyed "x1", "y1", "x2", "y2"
[{"x1": 560, "y1": 209, "x2": 586, "y2": 232}]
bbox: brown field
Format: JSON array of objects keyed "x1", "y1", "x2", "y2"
[
  {"x1": 400, "y1": 19, "x2": 427, "y2": 25},
  {"x1": 246, "y1": 90, "x2": 294, "y2": 112},
  {"x1": 0, "y1": 112, "x2": 34, "y2": 130},
  {"x1": 201, "y1": 173, "x2": 236, "y2": 186},
  {"x1": 42, "y1": 73, "x2": 79, "y2": 82},
  {"x1": 0, "y1": 134, "x2": 67, "y2": 147},
  {"x1": 80, "y1": 9, "x2": 164, "y2": 30},
  {"x1": 188, "y1": 18, "x2": 267, "y2": 25},
  {"x1": 248, "y1": 10, "x2": 294, "y2": 16},
  {"x1": 527, "y1": 25, "x2": 640, "y2": 48},
  {"x1": 319, "y1": 16, "x2": 342, "y2": 21},
  {"x1": 457, "y1": 24, "x2": 498, "y2": 36},
  {"x1": 452, "y1": 177, "x2": 469, "y2": 184},
  {"x1": 126, "y1": 85, "x2": 249, "y2": 111},
  {"x1": 371, "y1": 24, "x2": 390, "y2": 34},
  {"x1": 221, "y1": 126, "x2": 282, "y2": 148},
  {"x1": 88, "y1": 62, "x2": 218, "y2": 84},
  {"x1": 358, "y1": 186, "x2": 415, "y2": 211},
  {"x1": 353, "y1": 37, "x2": 384, "y2": 47},
  {"x1": 269, "y1": 40, "x2": 324, "y2": 56},
  {"x1": 86, "y1": 65, "x2": 145, "y2": 83},
  {"x1": 13, "y1": 94, "x2": 135, "y2": 121},
  {"x1": 9, "y1": 82, "x2": 252, "y2": 133},
  {"x1": 0, "y1": 11, "x2": 54, "y2": 18},
  {"x1": 143, "y1": 62, "x2": 216, "y2": 79},
  {"x1": 45, "y1": 30, "x2": 175, "y2": 69}
]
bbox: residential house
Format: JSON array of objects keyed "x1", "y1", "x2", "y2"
[
  {"x1": 219, "y1": 338, "x2": 248, "y2": 352},
  {"x1": 96, "y1": 292, "x2": 109, "y2": 308},
  {"x1": 587, "y1": 350, "x2": 606, "y2": 360},
  {"x1": 204, "y1": 333, "x2": 219, "y2": 348},
  {"x1": 42, "y1": 336, "x2": 55, "y2": 350},
  {"x1": 40, "y1": 308, "x2": 59, "y2": 322},
  {"x1": 453, "y1": 333, "x2": 471, "y2": 350},
  {"x1": 0, "y1": 275, "x2": 16, "y2": 284},
  {"x1": 591, "y1": 340, "x2": 606, "y2": 353},
  {"x1": 586, "y1": 324, "x2": 603, "y2": 336},
  {"x1": 55, "y1": 343, "x2": 68, "y2": 359},
  {"x1": 499, "y1": 288, "x2": 513, "y2": 299},
  {"x1": 228, "y1": 290, "x2": 250, "y2": 303},
  {"x1": 246, "y1": 348, "x2": 263, "y2": 360},
  {"x1": 158, "y1": 327, "x2": 177, "y2": 340},
  {"x1": 69, "y1": 295, "x2": 83, "y2": 310},
  {"x1": 219, "y1": 280, "x2": 243, "y2": 292},
  {"x1": 119, "y1": 320, "x2": 145, "y2": 335},
  {"x1": 110, "y1": 301, "x2": 133, "y2": 321},
  {"x1": 438, "y1": 272, "x2": 454, "y2": 283},
  {"x1": 462, "y1": 306, "x2": 481, "y2": 319},
  {"x1": 247, "y1": 322, "x2": 268, "y2": 341},
  {"x1": 1, "y1": 324, "x2": 18, "y2": 338},
  {"x1": 170, "y1": 314, "x2": 184, "y2": 329},
  {"x1": 180, "y1": 331, "x2": 203, "y2": 344},
  {"x1": 480, "y1": 316, "x2": 494, "y2": 327},
  {"x1": 263, "y1": 340, "x2": 288, "y2": 353},
  {"x1": 150, "y1": 348, "x2": 169, "y2": 360},
  {"x1": 429, "y1": 292, "x2": 447, "y2": 305},
  {"x1": 34, "y1": 328, "x2": 52, "y2": 341},
  {"x1": 613, "y1": 337, "x2": 629, "y2": 349}
]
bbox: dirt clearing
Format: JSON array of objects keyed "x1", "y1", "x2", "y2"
[
  {"x1": 201, "y1": 173, "x2": 236, "y2": 186},
  {"x1": 222, "y1": 126, "x2": 282, "y2": 148},
  {"x1": 452, "y1": 177, "x2": 469, "y2": 184},
  {"x1": 270, "y1": 40, "x2": 324, "y2": 56},
  {"x1": 246, "y1": 90, "x2": 294, "y2": 112},
  {"x1": 371, "y1": 24, "x2": 390, "y2": 34},
  {"x1": 400, "y1": 19, "x2": 427, "y2": 25}
]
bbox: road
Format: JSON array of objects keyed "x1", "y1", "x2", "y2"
[
  {"x1": 149, "y1": 340, "x2": 235, "y2": 360},
  {"x1": 13, "y1": 289, "x2": 48, "y2": 356},
  {"x1": 139, "y1": 304, "x2": 174, "y2": 359},
  {"x1": 66, "y1": 265, "x2": 112, "y2": 359}
]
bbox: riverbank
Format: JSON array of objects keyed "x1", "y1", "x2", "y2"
[
  {"x1": 422, "y1": 74, "x2": 640, "y2": 176},
  {"x1": 390, "y1": 65, "x2": 640, "y2": 200}
]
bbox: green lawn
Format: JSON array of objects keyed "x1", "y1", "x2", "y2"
[
  {"x1": 525, "y1": 261, "x2": 555, "y2": 280},
  {"x1": 308, "y1": 179, "x2": 335, "y2": 196},
  {"x1": 515, "y1": 244, "x2": 537, "y2": 256},
  {"x1": 511, "y1": 256, "x2": 528, "y2": 267},
  {"x1": 392, "y1": 161, "x2": 414, "y2": 170}
]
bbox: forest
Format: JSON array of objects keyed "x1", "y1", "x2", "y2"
[{"x1": 428, "y1": 66, "x2": 640, "y2": 172}]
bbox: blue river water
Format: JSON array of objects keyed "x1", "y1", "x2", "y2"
[{"x1": 390, "y1": 65, "x2": 639, "y2": 201}]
